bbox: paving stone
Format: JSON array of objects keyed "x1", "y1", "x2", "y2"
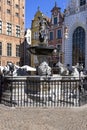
[{"x1": 0, "y1": 104, "x2": 87, "y2": 130}]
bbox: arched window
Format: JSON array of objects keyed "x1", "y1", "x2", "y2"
[
  {"x1": 72, "y1": 27, "x2": 85, "y2": 66},
  {"x1": 80, "y1": 0, "x2": 86, "y2": 6}
]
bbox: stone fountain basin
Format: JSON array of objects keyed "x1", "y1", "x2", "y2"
[{"x1": 28, "y1": 45, "x2": 55, "y2": 55}]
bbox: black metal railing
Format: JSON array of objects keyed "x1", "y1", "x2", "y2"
[{"x1": 0, "y1": 76, "x2": 87, "y2": 107}]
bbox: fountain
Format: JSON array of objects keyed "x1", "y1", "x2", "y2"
[
  {"x1": 28, "y1": 14, "x2": 56, "y2": 76},
  {"x1": 0, "y1": 14, "x2": 87, "y2": 107}
]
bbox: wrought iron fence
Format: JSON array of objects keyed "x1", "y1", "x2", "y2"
[{"x1": 0, "y1": 76, "x2": 87, "y2": 107}]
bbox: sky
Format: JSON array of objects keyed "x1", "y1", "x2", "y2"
[{"x1": 25, "y1": 0, "x2": 69, "y2": 29}]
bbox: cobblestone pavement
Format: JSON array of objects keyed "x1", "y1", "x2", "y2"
[{"x1": 0, "y1": 104, "x2": 87, "y2": 130}]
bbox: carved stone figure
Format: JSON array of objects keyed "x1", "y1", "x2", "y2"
[
  {"x1": 0, "y1": 63, "x2": 36, "y2": 76},
  {"x1": 38, "y1": 14, "x2": 49, "y2": 43},
  {"x1": 38, "y1": 61, "x2": 52, "y2": 76}
]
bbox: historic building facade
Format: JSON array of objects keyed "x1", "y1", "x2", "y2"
[
  {"x1": 64, "y1": 0, "x2": 87, "y2": 68},
  {"x1": 0, "y1": 0, "x2": 25, "y2": 66},
  {"x1": 48, "y1": 2, "x2": 64, "y2": 65}
]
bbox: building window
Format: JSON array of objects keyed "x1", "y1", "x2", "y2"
[
  {"x1": 0, "y1": 20, "x2": 2, "y2": 33},
  {"x1": 16, "y1": 62, "x2": 19, "y2": 65},
  {"x1": 7, "y1": 0, "x2": 11, "y2": 5},
  {"x1": 7, "y1": 9, "x2": 11, "y2": 14},
  {"x1": 7, "y1": 43, "x2": 12, "y2": 56},
  {"x1": 22, "y1": 14, "x2": 24, "y2": 17},
  {"x1": 80, "y1": 0, "x2": 86, "y2": 6},
  {"x1": 49, "y1": 32, "x2": 53, "y2": 40},
  {"x1": 54, "y1": 17, "x2": 57, "y2": 25},
  {"x1": 15, "y1": 12, "x2": 19, "y2": 17},
  {"x1": 16, "y1": 25, "x2": 20, "y2": 37},
  {"x1": 16, "y1": 45, "x2": 20, "y2": 57},
  {"x1": 0, "y1": 42, "x2": 2, "y2": 55},
  {"x1": 7, "y1": 23, "x2": 12, "y2": 35},
  {"x1": 34, "y1": 32, "x2": 38, "y2": 40},
  {"x1": 72, "y1": 26, "x2": 85, "y2": 66},
  {"x1": 7, "y1": 61, "x2": 12, "y2": 64},
  {"x1": 57, "y1": 29, "x2": 62, "y2": 39},
  {"x1": 0, "y1": 7, "x2": 1, "y2": 11},
  {"x1": 15, "y1": 4, "x2": 19, "y2": 9}
]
